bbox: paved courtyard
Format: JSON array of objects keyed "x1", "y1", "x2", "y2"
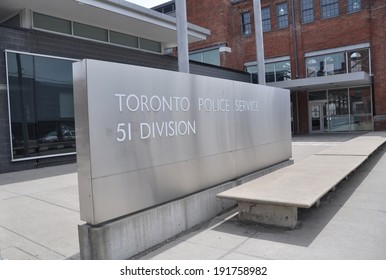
[{"x1": 1, "y1": 133, "x2": 385, "y2": 260}]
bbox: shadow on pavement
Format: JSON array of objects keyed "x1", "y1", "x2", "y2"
[{"x1": 211, "y1": 143, "x2": 386, "y2": 248}]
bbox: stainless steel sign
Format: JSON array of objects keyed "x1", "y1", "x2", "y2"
[{"x1": 74, "y1": 59, "x2": 291, "y2": 225}]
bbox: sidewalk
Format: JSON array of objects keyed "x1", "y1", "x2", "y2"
[
  {"x1": 1, "y1": 133, "x2": 386, "y2": 260},
  {"x1": 0, "y1": 164, "x2": 80, "y2": 260}
]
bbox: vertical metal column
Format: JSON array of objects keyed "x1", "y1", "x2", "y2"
[
  {"x1": 253, "y1": 0, "x2": 265, "y2": 85},
  {"x1": 175, "y1": 0, "x2": 190, "y2": 73}
]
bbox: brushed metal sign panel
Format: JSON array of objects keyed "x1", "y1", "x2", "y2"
[{"x1": 74, "y1": 59, "x2": 291, "y2": 225}]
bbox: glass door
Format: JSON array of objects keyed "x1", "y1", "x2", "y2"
[{"x1": 309, "y1": 101, "x2": 328, "y2": 133}]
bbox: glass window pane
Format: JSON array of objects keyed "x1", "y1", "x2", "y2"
[
  {"x1": 73, "y1": 22, "x2": 108, "y2": 42},
  {"x1": 348, "y1": 0, "x2": 361, "y2": 13},
  {"x1": 308, "y1": 91, "x2": 327, "y2": 101},
  {"x1": 245, "y1": 66, "x2": 258, "y2": 84},
  {"x1": 326, "y1": 52, "x2": 346, "y2": 75},
  {"x1": 189, "y1": 53, "x2": 202, "y2": 62},
  {"x1": 241, "y1": 12, "x2": 252, "y2": 35},
  {"x1": 33, "y1": 13, "x2": 72, "y2": 35},
  {"x1": 349, "y1": 87, "x2": 372, "y2": 131},
  {"x1": 7, "y1": 52, "x2": 38, "y2": 159},
  {"x1": 277, "y1": 3, "x2": 288, "y2": 28},
  {"x1": 6, "y1": 52, "x2": 76, "y2": 160},
  {"x1": 301, "y1": 0, "x2": 314, "y2": 23},
  {"x1": 275, "y1": 61, "x2": 291, "y2": 81},
  {"x1": 202, "y1": 49, "x2": 220, "y2": 66},
  {"x1": 307, "y1": 55, "x2": 325, "y2": 77},
  {"x1": 110, "y1": 31, "x2": 138, "y2": 48},
  {"x1": 34, "y1": 56, "x2": 75, "y2": 156},
  {"x1": 348, "y1": 49, "x2": 369, "y2": 73},
  {"x1": 139, "y1": 38, "x2": 162, "y2": 53},
  {"x1": 265, "y1": 63, "x2": 275, "y2": 82},
  {"x1": 328, "y1": 89, "x2": 349, "y2": 132},
  {"x1": 321, "y1": 0, "x2": 339, "y2": 19},
  {"x1": 262, "y1": 7, "x2": 271, "y2": 32}
]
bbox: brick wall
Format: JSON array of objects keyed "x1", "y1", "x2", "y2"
[
  {"x1": 370, "y1": 0, "x2": 386, "y2": 130},
  {"x1": 0, "y1": 26, "x2": 250, "y2": 173},
  {"x1": 186, "y1": 0, "x2": 386, "y2": 133}
]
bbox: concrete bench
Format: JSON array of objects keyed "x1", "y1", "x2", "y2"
[{"x1": 217, "y1": 132, "x2": 386, "y2": 229}]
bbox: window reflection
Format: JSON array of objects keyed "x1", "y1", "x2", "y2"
[
  {"x1": 349, "y1": 87, "x2": 372, "y2": 131},
  {"x1": 306, "y1": 48, "x2": 370, "y2": 78},
  {"x1": 308, "y1": 87, "x2": 373, "y2": 132},
  {"x1": 6, "y1": 52, "x2": 76, "y2": 160}
]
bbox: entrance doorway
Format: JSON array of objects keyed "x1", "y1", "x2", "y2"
[{"x1": 309, "y1": 101, "x2": 328, "y2": 133}]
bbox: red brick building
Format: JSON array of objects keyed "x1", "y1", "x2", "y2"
[{"x1": 156, "y1": 0, "x2": 386, "y2": 134}]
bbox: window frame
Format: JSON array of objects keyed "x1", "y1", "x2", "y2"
[
  {"x1": 276, "y1": 2, "x2": 289, "y2": 29},
  {"x1": 347, "y1": 0, "x2": 362, "y2": 13},
  {"x1": 306, "y1": 48, "x2": 370, "y2": 78},
  {"x1": 5, "y1": 50, "x2": 78, "y2": 162},
  {"x1": 320, "y1": 0, "x2": 339, "y2": 19},
  {"x1": 301, "y1": 0, "x2": 314, "y2": 23},
  {"x1": 261, "y1": 7, "x2": 271, "y2": 32},
  {"x1": 241, "y1": 11, "x2": 252, "y2": 36}
]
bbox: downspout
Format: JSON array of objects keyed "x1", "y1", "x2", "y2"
[
  {"x1": 291, "y1": 0, "x2": 300, "y2": 134},
  {"x1": 291, "y1": 0, "x2": 299, "y2": 79}
]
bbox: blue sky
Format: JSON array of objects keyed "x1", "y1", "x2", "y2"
[{"x1": 126, "y1": 0, "x2": 169, "y2": 8}]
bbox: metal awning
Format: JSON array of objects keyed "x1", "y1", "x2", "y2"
[
  {"x1": 268, "y1": 71, "x2": 372, "y2": 91},
  {"x1": 0, "y1": 0, "x2": 210, "y2": 48}
]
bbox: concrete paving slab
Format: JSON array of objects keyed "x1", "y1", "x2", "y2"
[
  {"x1": 316, "y1": 132, "x2": 386, "y2": 156},
  {"x1": 141, "y1": 239, "x2": 230, "y2": 260},
  {"x1": 0, "y1": 246, "x2": 38, "y2": 260},
  {"x1": 27, "y1": 185, "x2": 80, "y2": 212},
  {"x1": 0, "y1": 227, "x2": 64, "y2": 260},
  {"x1": 349, "y1": 171, "x2": 386, "y2": 194},
  {"x1": 301, "y1": 213, "x2": 386, "y2": 259},
  {"x1": 0, "y1": 164, "x2": 77, "y2": 186},
  {"x1": 177, "y1": 218, "x2": 257, "y2": 251},
  {"x1": 0, "y1": 196, "x2": 80, "y2": 258},
  {"x1": 0, "y1": 173, "x2": 77, "y2": 196},
  {"x1": 232, "y1": 232, "x2": 309, "y2": 260},
  {"x1": 0, "y1": 189, "x2": 20, "y2": 200},
  {"x1": 219, "y1": 252, "x2": 267, "y2": 260}
]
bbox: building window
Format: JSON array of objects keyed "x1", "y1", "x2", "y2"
[
  {"x1": 154, "y1": 3, "x2": 176, "y2": 15},
  {"x1": 6, "y1": 51, "x2": 76, "y2": 161},
  {"x1": 189, "y1": 48, "x2": 220, "y2": 66},
  {"x1": 306, "y1": 48, "x2": 370, "y2": 77},
  {"x1": 261, "y1": 7, "x2": 271, "y2": 32},
  {"x1": 33, "y1": 13, "x2": 72, "y2": 35},
  {"x1": 265, "y1": 60, "x2": 291, "y2": 82},
  {"x1": 276, "y1": 2, "x2": 289, "y2": 28},
  {"x1": 245, "y1": 60, "x2": 291, "y2": 83},
  {"x1": 348, "y1": 49, "x2": 370, "y2": 73},
  {"x1": 73, "y1": 22, "x2": 108, "y2": 42},
  {"x1": 347, "y1": 0, "x2": 361, "y2": 13},
  {"x1": 139, "y1": 38, "x2": 162, "y2": 53},
  {"x1": 301, "y1": 0, "x2": 314, "y2": 23},
  {"x1": 32, "y1": 12, "x2": 162, "y2": 53},
  {"x1": 110, "y1": 31, "x2": 139, "y2": 48},
  {"x1": 308, "y1": 87, "x2": 373, "y2": 132},
  {"x1": 245, "y1": 65, "x2": 258, "y2": 84},
  {"x1": 307, "y1": 53, "x2": 345, "y2": 77},
  {"x1": 321, "y1": 0, "x2": 339, "y2": 19},
  {"x1": 241, "y1": 12, "x2": 252, "y2": 35}
]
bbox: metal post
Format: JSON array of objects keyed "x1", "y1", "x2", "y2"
[
  {"x1": 175, "y1": 0, "x2": 190, "y2": 73},
  {"x1": 253, "y1": 0, "x2": 265, "y2": 85}
]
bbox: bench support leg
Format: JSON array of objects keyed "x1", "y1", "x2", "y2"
[{"x1": 238, "y1": 202, "x2": 298, "y2": 229}]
